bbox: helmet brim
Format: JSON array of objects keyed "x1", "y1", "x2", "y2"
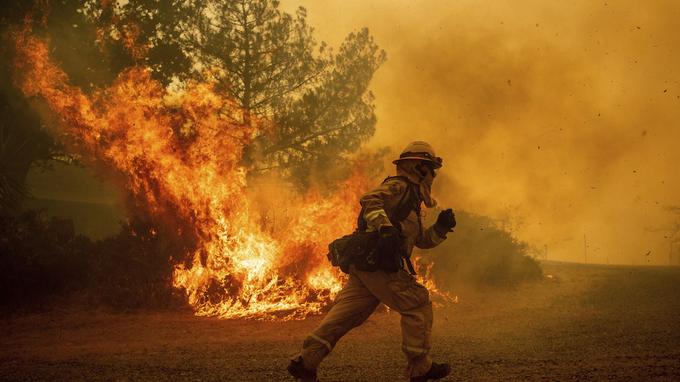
[{"x1": 393, "y1": 157, "x2": 443, "y2": 169}]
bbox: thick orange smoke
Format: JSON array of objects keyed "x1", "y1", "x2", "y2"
[{"x1": 285, "y1": 0, "x2": 680, "y2": 265}]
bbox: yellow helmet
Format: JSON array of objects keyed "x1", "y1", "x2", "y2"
[{"x1": 393, "y1": 141, "x2": 443, "y2": 168}]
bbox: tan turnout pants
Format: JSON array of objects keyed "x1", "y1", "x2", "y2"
[{"x1": 298, "y1": 266, "x2": 433, "y2": 377}]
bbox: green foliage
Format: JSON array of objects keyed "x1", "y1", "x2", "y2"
[
  {"x1": 0, "y1": 0, "x2": 385, "y2": 212},
  {"x1": 0, "y1": 210, "x2": 184, "y2": 310},
  {"x1": 0, "y1": 210, "x2": 91, "y2": 307},
  {"x1": 422, "y1": 210, "x2": 543, "y2": 288},
  {"x1": 80, "y1": 0, "x2": 386, "y2": 183},
  {"x1": 0, "y1": 48, "x2": 57, "y2": 214},
  {"x1": 46, "y1": 0, "x2": 132, "y2": 91},
  {"x1": 1, "y1": 0, "x2": 385, "y2": 202},
  {"x1": 0, "y1": 127, "x2": 28, "y2": 214},
  {"x1": 0, "y1": 1, "x2": 85, "y2": 212}
]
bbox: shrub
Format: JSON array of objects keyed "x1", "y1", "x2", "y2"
[
  {"x1": 420, "y1": 210, "x2": 542, "y2": 289},
  {"x1": 0, "y1": 210, "x2": 184, "y2": 311}
]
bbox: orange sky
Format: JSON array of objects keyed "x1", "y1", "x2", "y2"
[{"x1": 282, "y1": 0, "x2": 680, "y2": 265}]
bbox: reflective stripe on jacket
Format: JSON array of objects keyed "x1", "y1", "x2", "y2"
[{"x1": 359, "y1": 177, "x2": 446, "y2": 257}]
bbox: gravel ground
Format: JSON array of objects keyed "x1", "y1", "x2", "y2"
[{"x1": 1, "y1": 262, "x2": 679, "y2": 381}]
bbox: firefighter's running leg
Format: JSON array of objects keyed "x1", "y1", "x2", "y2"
[
  {"x1": 296, "y1": 273, "x2": 380, "y2": 370},
  {"x1": 354, "y1": 268, "x2": 434, "y2": 378}
]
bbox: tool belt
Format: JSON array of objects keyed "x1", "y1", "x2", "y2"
[
  {"x1": 327, "y1": 176, "x2": 421, "y2": 275},
  {"x1": 327, "y1": 230, "x2": 379, "y2": 274}
]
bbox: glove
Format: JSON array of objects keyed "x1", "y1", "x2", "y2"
[{"x1": 435, "y1": 209, "x2": 456, "y2": 234}]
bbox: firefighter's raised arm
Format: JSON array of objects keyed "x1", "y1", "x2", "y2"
[{"x1": 415, "y1": 209, "x2": 456, "y2": 249}]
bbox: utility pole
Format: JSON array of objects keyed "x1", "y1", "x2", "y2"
[{"x1": 583, "y1": 234, "x2": 588, "y2": 264}]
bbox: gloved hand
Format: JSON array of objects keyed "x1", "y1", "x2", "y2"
[{"x1": 435, "y1": 208, "x2": 456, "y2": 234}]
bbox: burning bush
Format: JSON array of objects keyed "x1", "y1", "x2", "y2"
[{"x1": 8, "y1": 24, "x2": 378, "y2": 320}]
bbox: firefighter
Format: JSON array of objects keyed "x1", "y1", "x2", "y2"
[{"x1": 288, "y1": 141, "x2": 457, "y2": 382}]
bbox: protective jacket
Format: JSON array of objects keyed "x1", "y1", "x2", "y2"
[{"x1": 359, "y1": 176, "x2": 446, "y2": 261}]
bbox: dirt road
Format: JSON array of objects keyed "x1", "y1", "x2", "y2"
[{"x1": 2, "y1": 262, "x2": 679, "y2": 381}]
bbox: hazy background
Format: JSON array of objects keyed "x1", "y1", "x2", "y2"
[
  {"x1": 26, "y1": 0, "x2": 680, "y2": 264},
  {"x1": 275, "y1": 0, "x2": 680, "y2": 265}
]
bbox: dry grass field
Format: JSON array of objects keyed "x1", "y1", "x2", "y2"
[{"x1": 1, "y1": 262, "x2": 679, "y2": 381}]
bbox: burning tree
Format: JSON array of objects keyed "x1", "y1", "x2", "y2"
[
  {"x1": 80, "y1": 0, "x2": 386, "y2": 185},
  {"x1": 6, "y1": 0, "x2": 388, "y2": 320},
  {"x1": 2, "y1": 0, "x2": 385, "y2": 208}
]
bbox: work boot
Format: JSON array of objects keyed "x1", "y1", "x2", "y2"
[
  {"x1": 410, "y1": 362, "x2": 451, "y2": 382},
  {"x1": 287, "y1": 356, "x2": 319, "y2": 382}
]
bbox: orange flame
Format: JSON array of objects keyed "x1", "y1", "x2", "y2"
[{"x1": 12, "y1": 26, "x2": 452, "y2": 320}]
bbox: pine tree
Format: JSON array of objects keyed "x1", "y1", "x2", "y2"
[{"x1": 91, "y1": 0, "x2": 386, "y2": 183}]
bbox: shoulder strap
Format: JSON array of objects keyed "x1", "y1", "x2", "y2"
[
  {"x1": 357, "y1": 176, "x2": 421, "y2": 231},
  {"x1": 388, "y1": 177, "x2": 420, "y2": 226},
  {"x1": 381, "y1": 175, "x2": 410, "y2": 185},
  {"x1": 357, "y1": 175, "x2": 412, "y2": 231},
  {"x1": 383, "y1": 176, "x2": 411, "y2": 222}
]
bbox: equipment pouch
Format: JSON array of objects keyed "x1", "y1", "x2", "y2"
[
  {"x1": 327, "y1": 231, "x2": 379, "y2": 273},
  {"x1": 374, "y1": 235, "x2": 404, "y2": 273}
]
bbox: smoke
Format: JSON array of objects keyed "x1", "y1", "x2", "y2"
[{"x1": 283, "y1": 0, "x2": 680, "y2": 264}]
